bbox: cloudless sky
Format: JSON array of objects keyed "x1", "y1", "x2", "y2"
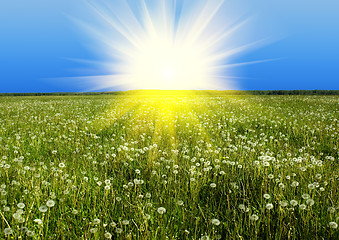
[{"x1": 0, "y1": 0, "x2": 338, "y2": 92}]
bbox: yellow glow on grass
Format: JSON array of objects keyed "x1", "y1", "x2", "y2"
[{"x1": 95, "y1": 93, "x2": 225, "y2": 160}]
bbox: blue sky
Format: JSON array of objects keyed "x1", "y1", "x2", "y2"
[{"x1": 0, "y1": 0, "x2": 338, "y2": 92}]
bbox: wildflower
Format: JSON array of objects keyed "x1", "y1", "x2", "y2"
[
  {"x1": 104, "y1": 232, "x2": 112, "y2": 238},
  {"x1": 306, "y1": 199, "x2": 314, "y2": 206},
  {"x1": 211, "y1": 218, "x2": 221, "y2": 225},
  {"x1": 59, "y1": 163, "x2": 65, "y2": 168},
  {"x1": 146, "y1": 202, "x2": 153, "y2": 207},
  {"x1": 238, "y1": 204, "x2": 246, "y2": 211},
  {"x1": 13, "y1": 212, "x2": 21, "y2": 220},
  {"x1": 299, "y1": 204, "x2": 306, "y2": 210},
  {"x1": 290, "y1": 200, "x2": 298, "y2": 206},
  {"x1": 46, "y1": 200, "x2": 55, "y2": 207},
  {"x1": 34, "y1": 219, "x2": 43, "y2": 225},
  {"x1": 17, "y1": 202, "x2": 25, "y2": 209},
  {"x1": 39, "y1": 205, "x2": 48, "y2": 212},
  {"x1": 90, "y1": 228, "x2": 97, "y2": 233},
  {"x1": 302, "y1": 194, "x2": 310, "y2": 199},
  {"x1": 291, "y1": 181, "x2": 299, "y2": 187},
  {"x1": 210, "y1": 183, "x2": 216, "y2": 188},
  {"x1": 116, "y1": 228, "x2": 123, "y2": 234},
  {"x1": 329, "y1": 222, "x2": 338, "y2": 229},
  {"x1": 177, "y1": 200, "x2": 184, "y2": 206},
  {"x1": 263, "y1": 194, "x2": 270, "y2": 199},
  {"x1": 266, "y1": 203, "x2": 273, "y2": 210},
  {"x1": 17, "y1": 209, "x2": 24, "y2": 214},
  {"x1": 250, "y1": 214, "x2": 259, "y2": 221},
  {"x1": 26, "y1": 230, "x2": 34, "y2": 236},
  {"x1": 157, "y1": 207, "x2": 166, "y2": 214},
  {"x1": 122, "y1": 220, "x2": 129, "y2": 225},
  {"x1": 4, "y1": 228, "x2": 13, "y2": 235},
  {"x1": 93, "y1": 218, "x2": 100, "y2": 224},
  {"x1": 328, "y1": 207, "x2": 336, "y2": 213}
]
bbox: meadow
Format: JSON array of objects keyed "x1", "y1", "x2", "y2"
[{"x1": 0, "y1": 94, "x2": 338, "y2": 239}]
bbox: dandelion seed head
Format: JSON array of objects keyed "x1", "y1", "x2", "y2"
[
  {"x1": 299, "y1": 204, "x2": 306, "y2": 210},
  {"x1": 34, "y1": 219, "x2": 43, "y2": 225},
  {"x1": 4, "y1": 228, "x2": 13, "y2": 235},
  {"x1": 329, "y1": 222, "x2": 338, "y2": 229},
  {"x1": 266, "y1": 203, "x2": 273, "y2": 210},
  {"x1": 93, "y1": 218, "x2": 101, "y2": 224},
  {"x1": 157, "y1": 207, "x2": 166, "y2": 214},
  {"x1": 104, "y1": 232, "x2": 112, "y2": 238},
  {"x1": 46, "y1": 200, "x2": 55, "y2": 207},
  {"x1": 39, "y1": 205, "x2": 48, "y2": 212},
  {"x1": 250, "y1": 214, "x2": 259, "y2": 221},
  {"x1": 17, "y1": 202, "x2": 25, "y2": 209},
  {"x1": 263, "y1": 194, "x2": 271, "y2": 199},
  {"x1": 290, "y1": 200, "x2": 298, "y2": 206},
  {"x1": 211, "y1": 218, "x2": 221, "y2": 225},
  {"x1": 302, "y1": 194, "x2": 310, "y2": 199}
]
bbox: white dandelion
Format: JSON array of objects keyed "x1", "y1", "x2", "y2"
[
  {"x1": 211, "y1": 218, "x2": 221, "y2": 226},
  {"x1": 157, "y1": 207, "x2": 166, "y2": 214},
  {"x1": 250, "y1": 214, "x2": 259, "y2": 221},
  {"x1": 46, "y1": 200, "x2": 55, "y2": 207},
  {"x1": 266, "y1": 203, "x2": 273, "y2": 210}
]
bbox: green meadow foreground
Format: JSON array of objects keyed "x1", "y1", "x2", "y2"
[{"x1": 0, "y1": 95, "x2": 338, "y2": 239}]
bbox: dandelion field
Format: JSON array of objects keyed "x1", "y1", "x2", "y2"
[{"x1": 0, "y1": 94, "x2": 338, "y2": 239}]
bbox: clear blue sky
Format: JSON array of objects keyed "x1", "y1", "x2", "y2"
[{"x1": 0, "y1": 0, "x2": 338, "y2": 92}]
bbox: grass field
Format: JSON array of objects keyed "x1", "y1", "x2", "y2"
[{"x1": 0, "y1": 95, "x2": 338, "y2": 239}]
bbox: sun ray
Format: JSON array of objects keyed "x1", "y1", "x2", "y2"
[{"x1": 64, "y1": 0, "x2": 275, "y2": 91}]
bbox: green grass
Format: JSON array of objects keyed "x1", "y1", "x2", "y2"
[{"x1": 0, "y1": 95, "x2": 338, "y2": 239}]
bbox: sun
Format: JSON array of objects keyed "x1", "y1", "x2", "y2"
[
  {"x1": 126, "y1": 38, "x2": 210, "y2": 90},
  {"x1": 71, "y1": 0, "x2": 268, "y2": 91}
]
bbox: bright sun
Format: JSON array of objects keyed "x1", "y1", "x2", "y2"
[
  {"x1": 73, "y1": 0, "x2": 266, "y2": 91},
  {"x1": 127, "y1": 38, "x2": 209, "y2": 90}
]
